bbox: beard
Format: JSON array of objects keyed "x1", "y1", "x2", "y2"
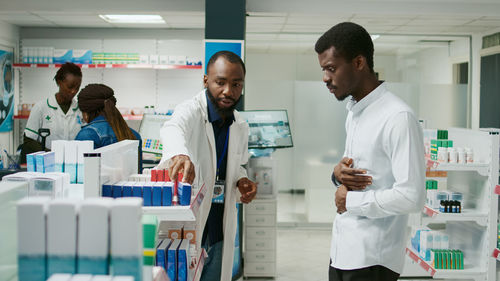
[{"x1": 207, "y1": 88, "x2": 241, "y2": 118}]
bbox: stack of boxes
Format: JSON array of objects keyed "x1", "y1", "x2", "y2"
[
  {"x1": 430, "y1": 130, "x2": 453, "y2": 161},
  {"x1": 17, "y1": 197, "x2": 143, "y2": 281},
  {"x1": 47, "y1": 274, "x2": 134, "y2": 281},
  {"x1": 155, "y1": 238, "x2": 192, "y2": 281},
  {"x1": 102, "y1": 169, "x2": 192, "y2": 206},
  {"x1": 410, "y1": 228, "x2": 461, "y2": 270},
  {"x1": 27, "y1": 151, "x2": 55, "y2": 173},
  {"x1": 91, "y1": 53, "x2": 140, "y2": 64},
  {"x1": 31, "y1": 140, "x2": 94, "y2": 184},
  {"x1": 431, "y1": 249, "x2": 464, "y2": 270}
]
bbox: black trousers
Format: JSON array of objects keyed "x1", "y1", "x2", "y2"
[{"x1": 329, "y1": 263, "x2": 400, "y2": 281}]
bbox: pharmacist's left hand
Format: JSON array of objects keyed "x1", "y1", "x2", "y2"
[
  {"x1": 237, "y1": 177, "x2": 257, "y2": 204},
  {"x1": 335, "y1": 185, "x2": 348, "y2": 214}
]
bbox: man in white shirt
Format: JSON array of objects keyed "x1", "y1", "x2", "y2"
[{"x1": 315, "y1": 22, "x2": 426, "y2": 281}]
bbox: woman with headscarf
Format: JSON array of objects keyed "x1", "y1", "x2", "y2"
[{"x1": 75, "y1": 83, "x2": 142, "y2": 171}]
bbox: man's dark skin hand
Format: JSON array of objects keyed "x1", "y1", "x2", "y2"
[
  {"x1": 237, "y1": 177, "x2": 257, "y2": 204},
  {"x1": 168, "y1": 154, "x2": 196, "y2": 184},
  {"x1": 335, "y1": 184, "x2": 348, "y2": 214},
  {"x1": 333, "y1": 157, "x2": 372, "y2": 214},
  {"x1": 333, "y1": 157, "x2": 372, "y2": 190}
]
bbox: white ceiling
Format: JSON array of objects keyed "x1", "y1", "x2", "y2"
[{"x1": 0, "y1": 0, "x2": 499, "y2": 55}]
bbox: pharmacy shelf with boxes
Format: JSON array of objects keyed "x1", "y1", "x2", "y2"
[
  {"x1": 407, "y1": 128, "x2": 499, "y2": 281},
  {"x1": 19, "y1": 46, "x2": 202, "y2": 67},
  {"x1": 0, "y1": 139, "x2": 208, "y2": 281}
]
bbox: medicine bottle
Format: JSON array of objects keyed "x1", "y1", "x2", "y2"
[
  {"x1": 465, "y1": 147, "x2": 474, "y2": 163},
  {"x1": 457, "y1": 147, "x2": 466, "y2": 164},
  {"x1": 448, "y1": 147, "x2": 458, "y2": 163},
  {"x1": 438, "y1": 147, "x2": 448, "y2": 163}
]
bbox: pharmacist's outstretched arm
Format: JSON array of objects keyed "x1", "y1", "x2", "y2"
[
  {"x1": 237, "y1": 177, "x2": 257, "y2": 204},
  {"x1": 167, "y1": 154, "x2": 195, "y2": 184}
]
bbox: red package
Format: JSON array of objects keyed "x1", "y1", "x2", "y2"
[
  {"x1": 151, "y1": 169, "x2": 157, "y2": 182},
  {"x1": 157, "y1": 169, "x2": 165, "y2": 182}
]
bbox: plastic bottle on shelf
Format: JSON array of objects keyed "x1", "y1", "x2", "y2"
[
  {"x1": 437, "y1": 147, "x2": 448, "y2": 163},
  {"x1": 448, "y1": 147, "x2": 458, "y2": 163},
  {"x1": 457, "y1": 147, "x2": 466, "y2": 164},
  {"x1": 465, "y1": 147, "x2": 474, "y2": 164}
]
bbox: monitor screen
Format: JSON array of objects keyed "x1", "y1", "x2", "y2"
[
  {"x1": 139, "y1": 114, "x2": 172, "y2": 154},
  {"x1": 238, "y1": 110, "x2": 293, "y2": 149}
]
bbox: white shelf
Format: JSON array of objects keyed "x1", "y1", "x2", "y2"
[
  {"x1": 142, "y1": 183, "x2": 206, "y2": 222},
  {"x1": 422, "y1": 205, "x2": 488, "y2": 226},
  {"x1": 426, "y1": 159, "x2": 489, "y2": 176},
  {"x1": 405, "y1": 247, "x2": 485, "y2": 279},
  {"x1": 13, "y1": 63, "x2": 202, "y2": 70}
]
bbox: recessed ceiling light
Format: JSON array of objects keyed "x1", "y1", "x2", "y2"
[
  {"x1": 371, "y1": 34, "x2": 380, "y2": 41},
  {"x1": 99, "y1": 15, "x2": 165, "y2": 24}
]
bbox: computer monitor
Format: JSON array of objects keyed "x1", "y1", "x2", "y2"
[
  {"x1": 238, "y1": 110, "x2": 293, "y2": 149},
  {"x1": 138, "y1": 114, "x2": 172, "y2": 155}
]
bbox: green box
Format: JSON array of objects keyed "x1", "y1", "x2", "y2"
[
  {"x1": 448, "y1": 140, "x2": 453, "y2": 148},
  {"x1": 142, "y1": 215, "x2": 158, "y2": 248}
]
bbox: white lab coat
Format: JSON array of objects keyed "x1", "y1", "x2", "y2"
[
  {"x1": 24, "y1": 94, "x2": 83, "y2": 149},
  {"x1": 160, "y1": 90, "x2": 249, "y2": 281}
]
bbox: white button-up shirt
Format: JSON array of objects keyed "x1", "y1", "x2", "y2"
[{"x1": 330, "y1": 82, "x2": 425, "y2": 273}]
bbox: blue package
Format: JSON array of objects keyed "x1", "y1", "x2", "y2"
[
  {"x1": 112, "y1": 184, "x2": 123, "y2": 198},
  {"x1": 27, "y1": 152, "x2": 42, "y2": 172},
  {"x1": 77, "y1": 256, "x2": 108, "y2": 275},
  {"x1": 35, "y1": 154, "x2": 44, "y2": 173},
  {"x1": 65, "y1": 163, "x2": 77, "y2": 184},
  {"x1": 156, "y1": 239, "x2": 171, "y2": 269},
  {"x1": 111, "y1": 256, "x2": 142, "y2": 281},
  {"x1": 177, "y1": 239, "x2": 189, "y2": 281},
  {"x1": 77, "y1": 164, "x2": 84, "y2": 184},
  {"x1": 167, "y1": 239, "x2": 181, "y2": 281},
  {"x1": 72, "y1": 49, "x2": 92, "y2": 64},
  {"x1": 18, "y1": 255, "x2": 46, "y2": 281},
  {"x1": 162, "y1": 182, "x2": 173, "y2": 206},
  {"x1": 178, "y1": 183, "x2": 192, "y2": 206},
  {"x1": 55, "y1": 163, "x2": 64, "y2": 173},
  {"x1": 132, "y1": 184, "x2": 142, "y2": 198},
  {"x1": 102, "y1": 184, "x2": 113, "y2": 197},
  {"x1": 47, "y1": 256, "x2": 76, "y2": 276},
  {"x1": 123, "y1": 182, "x2": 133, "y2": 197},
  {"x1": 152, "y1": 184, "x2": 162, "y2": 206},
  {"x1": 143, "y1": 184, "x2": 153, "y2": 206},
  {"x1": 53, "y1": 49, "x2": 73, "y2": 64}
]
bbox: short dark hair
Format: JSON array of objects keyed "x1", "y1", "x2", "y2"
[
  {"x1": 54, "y1": 62, "x2": 82, "y2": 83},
  {"x1": 206, "y1": 50, "x2": 246, "y2": 74},
  {"x1": 315, "y1": 22, "x2": 374, "y2": 72}
]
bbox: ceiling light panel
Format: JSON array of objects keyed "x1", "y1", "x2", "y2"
[{"x1": 99, "y1": 14, "x2": 165, "y2": 24}]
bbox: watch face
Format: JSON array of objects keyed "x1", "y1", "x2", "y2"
[{"x1": 0, "y1": 52, "x2": 13, "y2": 125}]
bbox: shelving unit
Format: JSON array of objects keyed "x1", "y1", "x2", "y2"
[
  {"x1": 422, "y1": 205, "x2": 489, "y2": 226},
  {"x1": 142, "y1": 183, "x2": 207, "y2": 281},
  {"x1": 408, "y1": 128, "x2": 499, "y2": 281},
  {"x1": 406, "y1": 247, "x2": 486, "y2": 279},
  {"x1": 13, "y1": 63, "x2": 202, "y2": 70},
  {"x1": 243, "y1": 198, "x2": 277, "y2": 278}
]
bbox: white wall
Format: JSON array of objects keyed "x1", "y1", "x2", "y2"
[
  {"x1": 0, "y1": 22, "x2": 19, "y2": 154},
  {"x1": 246, "y1": 39, "x2": 470, "y2": 192},
  {"x1": 19, "y1": 32, "x2": 204, "y2": 111}
]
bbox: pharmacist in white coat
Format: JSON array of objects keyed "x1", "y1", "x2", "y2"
[
  {"x1": 159, "y1": 51, "x2": 257, "y2": 281},
  {"x1": 23, "y1": 62, "x2": 83, "y2": 154}
]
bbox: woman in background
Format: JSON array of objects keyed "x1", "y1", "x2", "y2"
[
  {"x1": 75, "y1": 83, "x2": 142, "y2": 171},
  {"x1": 23, "y1": 62, "x2": 83, "y2": 156}
]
